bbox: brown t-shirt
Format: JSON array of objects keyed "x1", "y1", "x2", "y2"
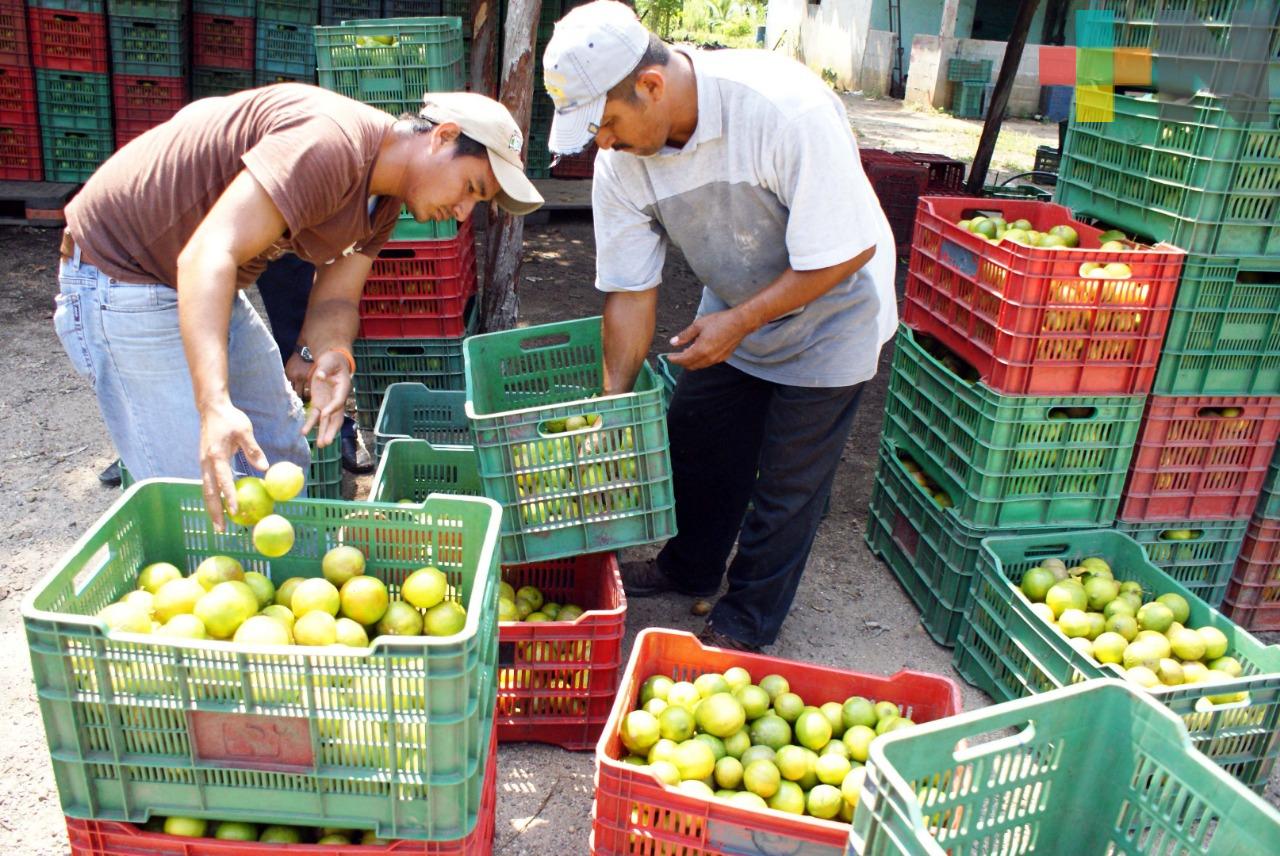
[{"x1": 66, "y1": 83, "x2": 401, "y2": 289}]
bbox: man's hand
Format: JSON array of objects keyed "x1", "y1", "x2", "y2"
[
  {"x1": 302, "y1": 349, "x2": 352, "y2": 447},
  {"x1": 667, "y1": 308, "x2": 753, "y2": 371},
  {"x1": 200, "y1": 400, "x2": 269, "y2": 531},
  {"x1": 285, "y1": 352, "x2": 312, "y2": 399}
]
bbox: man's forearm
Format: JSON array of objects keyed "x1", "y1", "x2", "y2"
[
  {"x1": 732, "y1": 246, "x2": 875, "y2": 335},
  {"x1": 298, "y1": 298, "x2": 359, "y2": 355},
  {"x1": 603, "y1": 290, "x2": 658, "y2": 395},
  {"x1": 176, "y1": 248, "x2": 239, "y2": 414}
]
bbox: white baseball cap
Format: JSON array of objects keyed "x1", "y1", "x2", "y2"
[
  {"x1": 543, "y1": 0, "x2": 650, "y2": 155},
  {"x1": 419, "y1": 92, "x2": 545, "y2": 216}
]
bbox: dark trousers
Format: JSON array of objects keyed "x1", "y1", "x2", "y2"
[
  {"x1": 256, "y1": 255, "x2": 357, "y2": 442},
  {"x1": 656, "y1": 361, "x2": 865, "y2": 647}
]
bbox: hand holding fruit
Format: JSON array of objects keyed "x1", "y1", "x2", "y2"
[{"x1": 200, "y1": 399, "x2": 269, "y2": 532}]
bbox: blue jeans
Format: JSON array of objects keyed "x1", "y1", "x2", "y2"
[{"x1": 53, "y1": 250, "x2": 310, "y2": 481}]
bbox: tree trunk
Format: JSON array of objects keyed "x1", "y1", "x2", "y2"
[
  {"x1": 469, "y1": 0, "x2": 499, "y2": 98},
  {"x1": 479, "y1": 0, "x2": 543, "y2": 333},
  {"x1": 965, "y1": 0, "x2": 1042, "y2": 194}
]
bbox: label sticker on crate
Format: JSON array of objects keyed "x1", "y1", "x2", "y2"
[
  {"x1": 706, "y1": 819, "x2": 837, "y2": 855},
  {"x1": 188, "y1": 710, "x2": 316, "y2": 772},
  {"x1": 940, "y1": 239, "x2": 978, "y2": 279}
]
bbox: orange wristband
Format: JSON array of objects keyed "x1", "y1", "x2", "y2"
[{"x1": 324, "y1": 346, "x2": 356, "y2": 375}]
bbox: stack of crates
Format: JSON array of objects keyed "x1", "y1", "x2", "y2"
[
  {"x1": 867, "y1": 194, "x2": 1185, "y2": 646},
  {"x1": 1052, "y1": 2, "x2": 1280, "y2": 612},
  {"x1": 107, "y1": 0, "x2": 188, "y2": 146},
  {"x1": 946, "y1": 56, "x2": 989, "y2": 119},
  {"x1": 1226, "y1": 447, "x2": 1280, "y2": 630},
  {"x1": 192, "y1": 0, "x2": 254, "y2": 99},
  {"x1": 29, "y1": 0, "x2": 112, "y2": 180},
  {"x1": 858, "y1": 148, "x2": 928, "y2": 249},
  {"x1": 893, "y1": 150, "x2": 965, "y2": 194},
  {"x1": 0, "y1": 0, "x2": 41, "y2": 178},
  {"x1": 526, "y1": 0, "x2": 562, "y2": 178},
  {"x1": 254, "y1": 0, "x2": 314, "y2": 86}
]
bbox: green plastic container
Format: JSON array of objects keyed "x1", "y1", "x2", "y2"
[
  {"x1": 883, "y1": 325, "x2": 1144, "y2": 529},
  {"x1": 255, "y1": 18, "x2": 313, "y2": 80},
  {"x1": 314, "y1": 18, "x2": 465, "y2": 118},
  {"x1": 1055, "y1": 94, "x2": 1280, "y2": 256},
  {"x1": 108, "y1": 16, "x2": 189, "y2": 77},
  {"x1": 255, "y1": 0, "x2": 316, "y2": 24},
  {"x1": 950, "y1": 81, "x2": 984, "y2": 118},
  {"x1": 945, "y1": 57, "x2": 991, "y2": 82},
  {"x1": 22, "y1": 480, "x2": 501, "y2": 839},
  {"x1": 35, "y1": 70, "x2": 111, "y2": 131},
  {"x1": 1257, "y1": 444, "x2": 1280, "y2": 518},
  {"x1": 1151, "y1": 253, "x2": 1280, "y2": 396},
  {"x1": 392, "y1": 211, "x2": 459, "y2": 241},
  {"x1": 654, "y1": 354, "x2": 680, "y2": 410},
  {"x1": 1115, "y1": 519, "x2": 1248, "y2": 607},
  {"x1": 42, "y1": 126, "x2": 113, "y2": 182},
  {"x1": 953, "y1": 528, "x2": 1280, "y2": 792},
  {"x1": 373, "y1": 382, "x2": 470, "y2": 461},
  {"x1": 464, "y1": 316, "x2": 676, "y2": 564},
  {"x1": 369, "y1": 438, "x2": 481, "y2": 504},
  {"x1": 106, "y1": 0, "x2": 186, "y2": 19},
  {"x1": 192, "y1": 66, "x2": 253, "y2": 99},
  {"x1": 849, "y1": 680, "x2": 1280, "y2": 856},
  {"x1": 194, "y1": 0, "x2": 253, "y2": 15}
]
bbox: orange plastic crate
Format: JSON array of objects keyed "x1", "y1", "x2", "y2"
[
  {"x1": 591, "y1": 629, "x2": 962, "y2": 856},
  {"x1": 28, "y1": 7, "x2": 109, "y2": 74}
]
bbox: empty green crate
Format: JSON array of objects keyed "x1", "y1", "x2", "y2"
[
  {"x1": 109, "y1": 16, "x2": 188, "y2": 77},
  {"x1": 393, "y1": 212, "x2": 459, "y2": 241},
  {"x1": 1055, "y1": 94, "x2": 1280, "y2": 256},
  {"x1": 849, "y1": 680, "x2": 1280, "y2": 856},
  {"x1": 35, "y1": 69, "x2": 111, "y2": 131},
  {"x1": 315, "y1": 18, "x2": 465, "y2": 118},
  {"x1": 192, "y1": 66, "x2": 253, "y2": 99},
  {"x1": 464, "y1": 316, "x2": 676, "y2": 565},
  {"x1": 882, "y1": 325, "x2": 1143, "y2": 529},
  {"x1": 42, "y1": 126, "x2": 112, "y2": 182},
  {"x1": 1152, "y1": 253, "x2": 1280, "y2": 396},
  {"x1": 21, "y1": 480, "x2": 501, "y2": 839},
  {"x1": 353, "y1": 310, "x2": 473, "y2": 431},
  {"x1": 369, "y1": 438, "x2": 481, "y2": 503},
  {"x1": 106, "y1": 0, "x2": 185, "y2": 18},
  {"x1": 255, "y1": 0, "x2": 316, "y2": 24},
  {"x1": 255, "y1": 19, "x2": 314, "y2": 80},
  {"x1": 1115, "y1": 519, "x2": 1248, "y2": 607},
  {"x1": 946, "y1": 57, "x2": 992, "y2": 82},
  {"x1": 953, "y1": 528, "x2": 1280, "y2": 792},
  {"x1": 374, "y1": 383, "x2": 470, "y2": 461},
  {"x1": 950, "y1": 81, "x2": 984, "y2": 118}
]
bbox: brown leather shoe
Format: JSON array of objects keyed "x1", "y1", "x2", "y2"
[
  {"x1": 697, "y1": 623, "x2": 762, "y2": 653},
  {"x1": 620, "y1": 558, "x2": 677, "y2": 597}
]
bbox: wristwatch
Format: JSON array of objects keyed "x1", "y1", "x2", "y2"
[{"x1": 295, "y1": 345, "x2": 314, "y2": 363}]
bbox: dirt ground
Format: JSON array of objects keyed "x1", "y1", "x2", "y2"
[{"x1": 0, "y1": 96, "x2": 1274, "y2": 854}]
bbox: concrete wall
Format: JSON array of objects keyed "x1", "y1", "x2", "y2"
[
  {"x1": 765, "y1": 0, "x2": 875, "y2": 89},
  {"x1": 904, "y1": 34, "x2": 1044, "y2": 117},
  {"x1": 859, "y1": 28, "x2": 895, "y2": 96}
]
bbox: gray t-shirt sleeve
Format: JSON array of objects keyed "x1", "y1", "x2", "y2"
[
  {"x1": 592, "y1": 153, "x2": 667, "y2": 293},
  {"x1": 771, "y1": 103, "x2": 881, "y2": 271}
]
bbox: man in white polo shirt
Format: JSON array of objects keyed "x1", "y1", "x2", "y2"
[{"x1": 543, "y1": 2, "x2": 896, "y2": 651}]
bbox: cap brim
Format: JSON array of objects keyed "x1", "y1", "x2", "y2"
[
  {"x1": 548, "y1": 96, "x2": 605, "y2": 155},
  {"x1": 487, "y1": 150, "x2": 544, "y2": 216}
]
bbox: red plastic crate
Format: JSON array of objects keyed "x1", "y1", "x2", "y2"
[
  {"x1": 193, "y1": 14, "x2": 253, "y2": 71},
  {"x1": 0, "y1": 121, "x2": 41, "y2": 180},
  {"x1": 112, "y1": 74, "x2": 186, "y2": 148},
  {"x1": 65, "y1": 727, "x2": 498, "y2": 855},
  {"x1": 902, "y1": 196, "x2": 1185, "y2": 396},
  {"x1": 0, "y1": 63, "x2": 36, "y2": 126},
  {"x1": 894, "y1": 150, "x2": 966, "y2": 190},
  {"x1": 551, "y1": 143, "x2": 596, "y2": 179},
  {"x1": 860, "y1": 148, "x2": 928, "y2": 249},
  {"x1": 1223, "y1": 515, "x2": 1280, "y2": 631},
  {"x1": 0, "y1": 0, "x2": 30, "y2": 66},
  {"x1": 359, "y1": 220, "x2": 477, "y2": 338},
  {"x1": 498, "y1": 553, "x2": 626, "y2": 750},
  {"x1": 591, "y1": 629, "x2": 963, "y2": 856},
  {"x1": 28, "y1": 7, "x2": 108, "y2": 74},
  {"x1": 1120, "y1": 395, "x2": 1280, "y2": 521}
]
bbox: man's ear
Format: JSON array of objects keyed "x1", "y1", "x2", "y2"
[
  {"x1": 636, "y1": 68, "x2": 665, "y2": 103},
  {"x1": 433, "y1": 121, "x2": 462, "y2": 149}
]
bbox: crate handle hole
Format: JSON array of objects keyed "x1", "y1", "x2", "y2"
[
  {"x1": 1047, "y1": 406, "x2": 1097, "y2": 421},
  {"x1": 1158, "y1": 529, "x2": 1203, "y2": 542},
  {"x1": 1197, "y1": 406, "x2": 1243, "y2": 419},
  {"x1": 1021, "y1": 544, "x2": 1071, "y2": 559},
  {"x1": 518, "y1": 332, "x2": 571, "y2": 351},
  {"x1": 538, "y1": 413, "x2": 601, "y2": 438},
  {"x1": 953, "y1": 721, "x2": 1036, "y2": 762},
  {"x1": 386, "y1": 346, "x2": 427, "y2": 356},
  {"x1": 916, "y1": 331, "x2": 979, "y2": 383}
]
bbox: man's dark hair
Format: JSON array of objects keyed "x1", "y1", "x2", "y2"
[
  {"x1": 401, "y1": 113, "x2": 488, "y2": 159},
  {"x1": 606, "y1": 33, "x2": 671, "y2": 103}
]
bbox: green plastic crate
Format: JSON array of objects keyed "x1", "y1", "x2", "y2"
[
  {"x1": 314, "y1": 18, "x2": 465, "y2": 118},
  {"x1": 35, "y1": 70, "x2": 111, "y2": 132},
  {"x1": 42, "y1": 126, "x2": 112, "y2": 182},
  {"x1": 1055, "y1": 95, "x2": 1280, "y2": 256},
  {"x1": 849, "y1": 680, "x2": 1280, "y2": 856},
  {"x1": 21, "y1": 479, "x2": 501, "y2": 838},
  {"x1": 464, "y1": 316, "x2": 676, "y2": 564},
  {"x1": 373, "y1": 383, "x2": 471, "y2": 461},
  {"x1": 1115, "y1": 519, "x2": 1248, "y2": 607},
  {"x1": 953, "y1": 528, "x2": 1280, "y2": 792},
  {"x1": 945, "y1": 57, "x2": 991, "y2": 82},
  {"x1": 369, "y1": 438, "x2": 481, "y2": 504},
  {"x1": 109, "y1": 15, "x2": 188, "y2": 77},
  {"x1": 255, "y1": 0, "x2": 316, "y2": 24},
  {"x1": 1152, "y1": 253, "x2": 1280, "y2": 396},
  {"x1": 319, "y1": 0, "x2": 381, "y2": 25},
  {"x1": 882, "y1": 326, "x2": 1144, "y2": 529},
  {"x1": 950, "y1": 81, "x2": 984, "y2": 118},
  {"x1": 393, "y1": 211, "x2": 459, "y2": 241},
  {"x1": 192, "y1": 66, "x2": 253, "y2": 99},
  {"x1": 106, "y1": 0, "x2": 185, "y2": 18},
  {"x1": 353, "y1": 308, "x2": 474, "y2": 431},
  {"x1": 654, "y1": 354, "x2": 680, "y2": 410},
  {"x1": 195, "y1": 0, "x2": 253, "y2": 15},
  {"x1": 27, "y1": 0, "x2": 103, "y2": 10},
  {"x1": 255, "y1": 18, "x2": 314, "y2": 80}
]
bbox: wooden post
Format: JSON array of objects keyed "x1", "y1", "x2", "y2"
[
  {"x1": 965, "y1": 0, "x2": 1042, "y2": 194},
  {"x1": 469, "y1": 0, "x2": 499, "y2": 98},
  {"x1": 479, "y1": 0, "x2": 543, "y2": 333}
]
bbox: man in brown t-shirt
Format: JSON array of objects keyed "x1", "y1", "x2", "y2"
[{"x1": 54, "y1": 84, "x2": 542, "y2": 528}]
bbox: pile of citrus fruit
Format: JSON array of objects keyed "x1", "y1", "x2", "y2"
[
  {"x1": 617, "y1": 668, "x2": 917, "y2": 822},
  {"x1": 498, "y1": 582, "x2": 585, "y2": 623},
  {"x1": 149, "y1": 817, "x2": 388, "y2": 846}
]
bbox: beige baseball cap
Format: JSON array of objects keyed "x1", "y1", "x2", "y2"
[{"x1": 419, "y1": 92, "x2": 544, "y2": 216}]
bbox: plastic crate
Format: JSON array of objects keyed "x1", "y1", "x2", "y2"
[
  {"x1": 194, "y1": 0, "x2": 253, "y2": 15},
  {"x1": 35, "y1": 68, "x2": 110, "y2": 130},
  {"x1": 308, "y1": 429, "x2": 342, "y2": 501},
  {"x1": 861, "y1": 149, "x2": 929, "y2": 249},
  {"x1": 463, "y1": 316, "x2": 677, "y2": 565},
  {"x1": 946, "y1": 57, "x2": 991, "y2": 82},
  {"x1": 953, "y1": 528, "x2": 1280, "y2": 792},
  {"x1": 1038, "y1": 83, "x2": 1072, "y2": 123},
  {"x1": 255, "y1": 0, "x2": 315, "y2": 25},
  {"x1": 1033, "y1": 144, "x2": 1059, "y2": 184},
  {"x1": 949, "y1": 81, "x2": 984, "y2": 118},
  {"x1": 254, "y1": 68, "x2": 313, "y2": 86},
  {"x1": 22, "y1": 479, "x2": 501, "y2": 839},
  {"x1": 654, "y1": 353, "x2": 680, "y2": 410},
  {"x1": 1120, "y1": 395, "x2": 1280, "y2": 521},
  {"x1": 0, "y1": 64, "x2": 38, "y2": 127},
  {"x1": 106, "y1": 0, "x2": 185, "y2": 18},
  {"x1": 27, "y1": 0, "x2": 105, "y2": 10},
  {"x1": 382, "y1": 0, "x2": 445, "y2": 14},
  {"x1": 360, "y1": 225, "x2": 478, "y2": 339},
  {"x1": 320, "y1": 0, "x2": 382, "y2": 24},
  {"x1": 497, "y1": 553, "x2": 626, "y2": 750},
  {"x1": 112, "y1": 74, "x2": 186, "y2": 147},
  {"x1": 551, "y1": 143, "x2": 596, "y2": 179},
  {"x1": 902, "y1": 196, "x2": 1184, "y2": 396},
  {"x1": 28, "y1": 7, "x2": 109, "y2": 73},
  {"x1": 1152, "y1": 253, "x2": 1280, "y2": 397},
  {"x1": 42, "y1": 124, "x2": 111, "y2": 181},
  {"x1": 883, "y1": 324, "x2": 1144, "y2": 529},
  {"x1": 373, "y1": 384, "x2": 470, "y2": 461},
  {"x1": 393, "y1": 212, "x2": 460, "y2": 241},
  {"x1": 315, "y1": 18, "x2": 465, "y2": 118},
  {"x1": 64, "y1": 727, "x2": 499, "y2": 855},
  {"x1": 848, "y1": 680, "x2": 1280, "y2": 856},
  {"x1": 109, "y1": 15, "x2": 188, "y2": 77},
  {"x1": 1114, "y1": 519, "x2": 1248, "y2": 608},
  {"x1": 193, "y1": 14, "x2": 253, "y2": 71},
  {"x1": 1223, "y1": 515, "x2": 1280, "y2": 632},
  {"x1": 191, "y1": 65, "x2": 251, "y2": 98},
  {"x1": 1055, "y1": 95, "x2": 1280, "y2": 256},
  {"x1": 893, "y1": 150, "x2": 964, "y2": 191},
  {"x1": 368, "y1": 439, "x2": 480, "y2": 504},
  {"x1": 0, "y1": 122, "x2": 43, "y2": 180},
  {"x1": 1258, "y1": 444, "x2": 1280, "y2": 518},
  {"x1": 593, "y1": 629, "x2": 963, "y2": 856},
  {"x1": 254, "y1": 18, "x2": 312, "y2": 81},
  {"x1": 0, "y1": 0, "x2": 31, "y2": 66}
]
